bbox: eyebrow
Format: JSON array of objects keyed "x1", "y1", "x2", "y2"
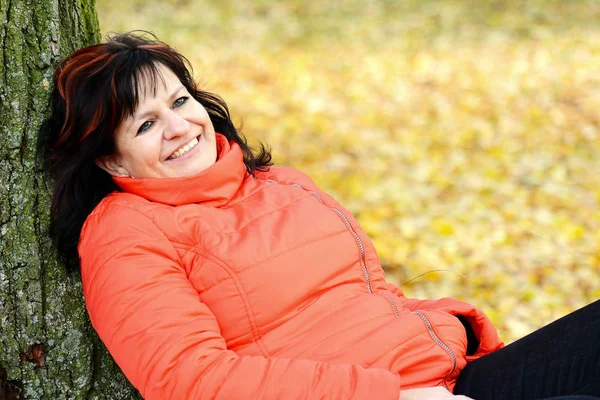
[{"x1": 127, "y1": 85, "x2": 186, "y2": 131}]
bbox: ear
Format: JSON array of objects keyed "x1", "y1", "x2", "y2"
[{"x1": 95, "y1": 155, "x2": 130, "y2": 177}]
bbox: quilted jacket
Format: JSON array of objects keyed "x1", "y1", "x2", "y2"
[{"x1": 79, "y1": 133, "x2": 503, "y2": 399}]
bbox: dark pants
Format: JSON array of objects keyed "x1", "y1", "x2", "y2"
[{"x1": 454, "y1": 300, "x2": 600, "y2": 400}]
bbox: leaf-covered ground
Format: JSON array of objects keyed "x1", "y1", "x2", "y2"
[{"x1": 96, "y1": 0, "x2": 600, "y2": 343}]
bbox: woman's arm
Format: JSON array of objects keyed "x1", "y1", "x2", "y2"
[{"x1": 79, "y1": 200, "x2": 401, "y2": 400}]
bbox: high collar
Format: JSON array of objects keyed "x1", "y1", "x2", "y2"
[{"x1": 113, "y1": 133, "x2": 248, "y2": 207}]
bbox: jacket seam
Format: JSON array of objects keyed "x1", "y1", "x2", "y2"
[
  {"x1": 182, "y1": 228, "x2": 346, "y2": 292},
  {"x1": 88, "y1": 202, "x2": 270, "y2": 356},
  {"x1": 189, "y1": 247, "x2": 271, "y2": 357},
  {"x1": 220, "y1": 174, "x2": 270, "y2": 207},
  {"x1": 220, "y1": 230, "x2": 349, "y2": 280},
  {"x1": 179, "y1": 193, "x2": 317, "y2": 257},
  {"x1": 230, "y1": 190, "x2": 314, "y2": 232},
  {"x1": 84, "y1": 202, "x2": 185, "y2": 267}
]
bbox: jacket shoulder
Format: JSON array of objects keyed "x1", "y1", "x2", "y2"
[
  {"x1": 78, "y1": 191, "x2": 178, "y2": 272},
  {"x1": 92, "y1": 191, "x2": 153, "y2": 215},
  {"x1": 257, "y1": 166, "x2": 319, "y2": 189},
  {"x1": 86, "y1": 191, "x2": 167, "y2": 225},
  {"x1": 80, "y1": 192, "x2": 162, "y2": 246}
]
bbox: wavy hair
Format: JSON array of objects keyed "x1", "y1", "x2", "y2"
[{"x1": 38, "y1": 31, "x2": 272, "y2": 270}]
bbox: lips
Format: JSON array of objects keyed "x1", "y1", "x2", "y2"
[{"x1": 168, "y1": 136, "x2": 200, "y2": 160}]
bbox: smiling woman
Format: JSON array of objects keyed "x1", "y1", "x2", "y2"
[
  {"x1": 96, "y1": 64, "x2": 218, "y2": 179},
  {"x1": 37, "y1": 31, "x2": 600, "y2": 400},
  {"x1": 39, "y1": 32, "x2": 271, "y2": 264}
]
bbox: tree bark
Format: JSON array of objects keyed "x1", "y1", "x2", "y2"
[{"x1": 0, "y1": 0, "x2": 140, "y2": 398}]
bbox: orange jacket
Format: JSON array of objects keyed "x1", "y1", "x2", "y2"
[{"x1": 79, "y1": 133, "x2": 503, "y2": 399}]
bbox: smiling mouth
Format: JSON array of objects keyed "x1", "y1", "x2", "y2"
[{"x1": 168, "y1": 135, "x2": 201, "y2": 160}]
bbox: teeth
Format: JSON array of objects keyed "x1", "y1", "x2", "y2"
[{"x1": 169, "y1": 137, "x2": 199, "y2": 160}]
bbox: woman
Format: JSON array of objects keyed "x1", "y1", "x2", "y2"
[{"x1": 39, "y1": 32, "x2": 599, "y2": 400}]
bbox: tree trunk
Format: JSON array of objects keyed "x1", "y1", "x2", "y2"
[{"x1": 0, "y1": 0, "x2": 140, "y2": 398}]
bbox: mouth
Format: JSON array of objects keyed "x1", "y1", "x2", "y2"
[{"x1": 167, "y1": 135, "x2": 201, "y2": 160}]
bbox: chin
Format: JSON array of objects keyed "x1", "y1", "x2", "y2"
[{"x1": 183, "y1": 162, "x2": 215, "y2": 177}]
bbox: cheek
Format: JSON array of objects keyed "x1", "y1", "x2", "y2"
[
  {"x1": 126, "y1": 138, "x2": 162, "y2": 164},
  {"x1": 194, "y1": 103, "x2": 211, "y2": 121}
]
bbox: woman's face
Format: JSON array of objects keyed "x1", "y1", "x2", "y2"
[{"x1": 97, "y1": 64, "x2": 217, "y2": 179}]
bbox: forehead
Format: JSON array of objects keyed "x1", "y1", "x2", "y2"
[{"x1": 135, "y1": 64, "x2": 182, "y2": 104}]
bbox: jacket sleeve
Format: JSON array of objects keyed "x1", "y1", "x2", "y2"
[
  {"x1": 79, "y1": 201, "x2": 402, "y2": 400},
  {"x1": 382, "y1": 281, "x2": 504, "y2": 360}
]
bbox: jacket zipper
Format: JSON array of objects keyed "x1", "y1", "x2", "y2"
[
  {"x1": 411, "y1": 310, "x2": 457, "y2": 386},
  {"x1": 383, "y1": 295, "x2": 399, "y2": 317},
  {"x1": 269, "y1": 179, "x2": 456, "y2": 379},
  {"x1": 267, "y1": 179, "x2": 400, "y2": 317}
]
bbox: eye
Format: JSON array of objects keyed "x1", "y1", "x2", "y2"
[
  {"x1": 137, "y1": 120, "x2": 154, "y2": 135},
  {"x1": 173, "y1": 96, "x2": 189, "y2": 108}
]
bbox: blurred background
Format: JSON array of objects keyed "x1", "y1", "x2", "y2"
[{"x1": 96, "y1": 0, "x2": 600, "y2": 343}]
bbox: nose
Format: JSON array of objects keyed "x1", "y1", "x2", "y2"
[{"x1": 163, "y1": 110, "x2": 190, "y2": 140}]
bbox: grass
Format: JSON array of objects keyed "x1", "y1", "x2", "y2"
[{"x1": 96, "y1": 0, "x2": 600, "y2": 342}]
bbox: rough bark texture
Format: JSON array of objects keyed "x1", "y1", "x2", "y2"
[{"x1": 0, "y1": 0, "x2": 140, "y2": 398}]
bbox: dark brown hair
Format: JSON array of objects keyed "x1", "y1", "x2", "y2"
[{"x1": 38, "y1": 31, "x2": 272, "y2": 270}]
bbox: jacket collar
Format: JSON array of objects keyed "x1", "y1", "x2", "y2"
[{"x1": 113, "y1": 133, "x2": 248, "y2": 207}]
